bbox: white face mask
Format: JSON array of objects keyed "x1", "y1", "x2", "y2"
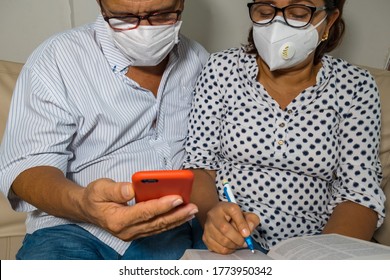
[
  {"x1": 253, "y1": 16, "x2": 327, "y2": 71},
  {"x1": 108, "y1": 21, "x2": 182, "y2": 66}
]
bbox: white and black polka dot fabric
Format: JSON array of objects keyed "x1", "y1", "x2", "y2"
[{"x1": 184, "y1": 48, "x2": 386, "y2": 250}]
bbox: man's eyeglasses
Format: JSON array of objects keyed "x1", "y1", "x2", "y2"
[
  {"x1": 247, "y1": 2, "x2": 327, "y2": 28},
  {"x1": 103, "y1": 11, "x2": 182, "y2": 31}
]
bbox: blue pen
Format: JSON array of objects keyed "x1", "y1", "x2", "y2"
[{"x1": 223, "y1": 179, "x2": 255, "y2": 253}]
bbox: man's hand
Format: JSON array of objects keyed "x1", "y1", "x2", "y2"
[
  {"x1": 13, "y1": 167, "x2": 198, "y2": 241},
  {"x1": 202, "y1": 202, "x2": 259, "y2": 255},
  {"x1": 79, "y1": 178, "x2": 199, "y2": 241}
]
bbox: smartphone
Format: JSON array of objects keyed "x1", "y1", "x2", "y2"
[{"x1": 132, "y1": 170, "x2": 194, "y2": 204}]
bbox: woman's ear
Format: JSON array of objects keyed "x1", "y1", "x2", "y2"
[{"x1": 324, "y1": 9, "x2": 340, "y2": 36}]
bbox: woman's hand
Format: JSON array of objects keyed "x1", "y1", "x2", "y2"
[{"x1": 202, "y1": 201, "x2": 260, "y2": 254}]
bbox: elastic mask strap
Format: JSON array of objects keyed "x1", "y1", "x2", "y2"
[
  {"x1": 311, "y1": 15, "x2": 327, "y2": 30},
  {"x1": 310, "y1": 16, "x2": 328, "y2": 47}
]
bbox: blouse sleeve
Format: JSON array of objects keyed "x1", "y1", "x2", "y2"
[
  {"x1": 184, "y1": 54, "x2": 224, "y2": 170},
  {"x1": 329, "y1": 69, "x2": 386, "y2": 227}
]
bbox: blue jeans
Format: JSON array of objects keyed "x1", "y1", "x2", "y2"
[{"x1": 16, "y1": 223, "x2": 193, "y2": 260}]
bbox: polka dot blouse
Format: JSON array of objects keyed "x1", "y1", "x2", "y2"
[{"x1": 184, "y1": 48, "x2": 386, "y2": 250}]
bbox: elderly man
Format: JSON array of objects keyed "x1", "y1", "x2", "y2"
[{"x1": 0, "y1": 0, "x2": 208, "y2": 259}]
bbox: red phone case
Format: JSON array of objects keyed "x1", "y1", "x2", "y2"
[{"x1": 132, "y1": 170, "x2": 194, "y2": 204}]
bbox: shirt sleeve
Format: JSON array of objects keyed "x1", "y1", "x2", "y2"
[
  {"x1": 0, "y1": 59, "x2": 77, "y2": 212},
  {"x1": 328, "y1": 69, "x2": 386, "y2": 227},
  {"x1": 184, "y1": 54, "x2": 224, "y2": 170}
]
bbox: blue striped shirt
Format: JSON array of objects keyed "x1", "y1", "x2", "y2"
[{"x1": 0, "y1": 15, "x2": 209, "y2": 254}]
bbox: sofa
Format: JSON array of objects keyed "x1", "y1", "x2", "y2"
[
  {"x1": 0, "y1": 60, "x2": 26, "y2": 260},
  {"x1": 1, "y1": 59, "x2": 390, "y2": 260}
]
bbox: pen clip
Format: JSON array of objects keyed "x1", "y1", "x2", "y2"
[
  {"x1": 223, "y1": 182, "x2": 236, "y2": 204},
  {"x1": 223, "y1": 187, "x2": 232, "y2": 202}
]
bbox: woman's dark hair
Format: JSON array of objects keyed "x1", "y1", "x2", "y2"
[{"x1": 245, "y1": 0, "x2": 346, "y2": 64}]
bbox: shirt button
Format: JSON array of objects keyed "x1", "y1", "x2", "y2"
[
  {"x1": 287, "y1": 110, "x2": 293, "y2": 114},
  {"x1": 277, "y1": 140, "x2": 284, "y2": 146},
  {"x1": 279, "y1": 123, "x2": 286, "y2": 128}
]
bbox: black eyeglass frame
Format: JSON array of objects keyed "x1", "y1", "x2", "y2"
[
  {"x1": 247, "y1": 2, "x2": 327, "y2": 28},
  {"x1": 103, "y1": 10, "x2": 182, "y2": 31}
]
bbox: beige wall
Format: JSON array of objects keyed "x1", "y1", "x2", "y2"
[
  {"x1": 332, "y1": 0, "x2": 390, "y2": 69},
  {"x1": 0, "y1": 0, "x2": 72, "y2": 63},
  {"x1": 0, "y1": 0, "x2": 389, "y2": 69}
]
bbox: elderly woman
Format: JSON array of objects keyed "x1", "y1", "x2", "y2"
[{"x1": 186, "y1": 0, "x2": 386, "y2": 254}]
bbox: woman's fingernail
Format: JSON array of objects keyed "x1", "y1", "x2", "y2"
[{"x1": 242, "y1": 228, "x2": 250, "y2": 236}]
